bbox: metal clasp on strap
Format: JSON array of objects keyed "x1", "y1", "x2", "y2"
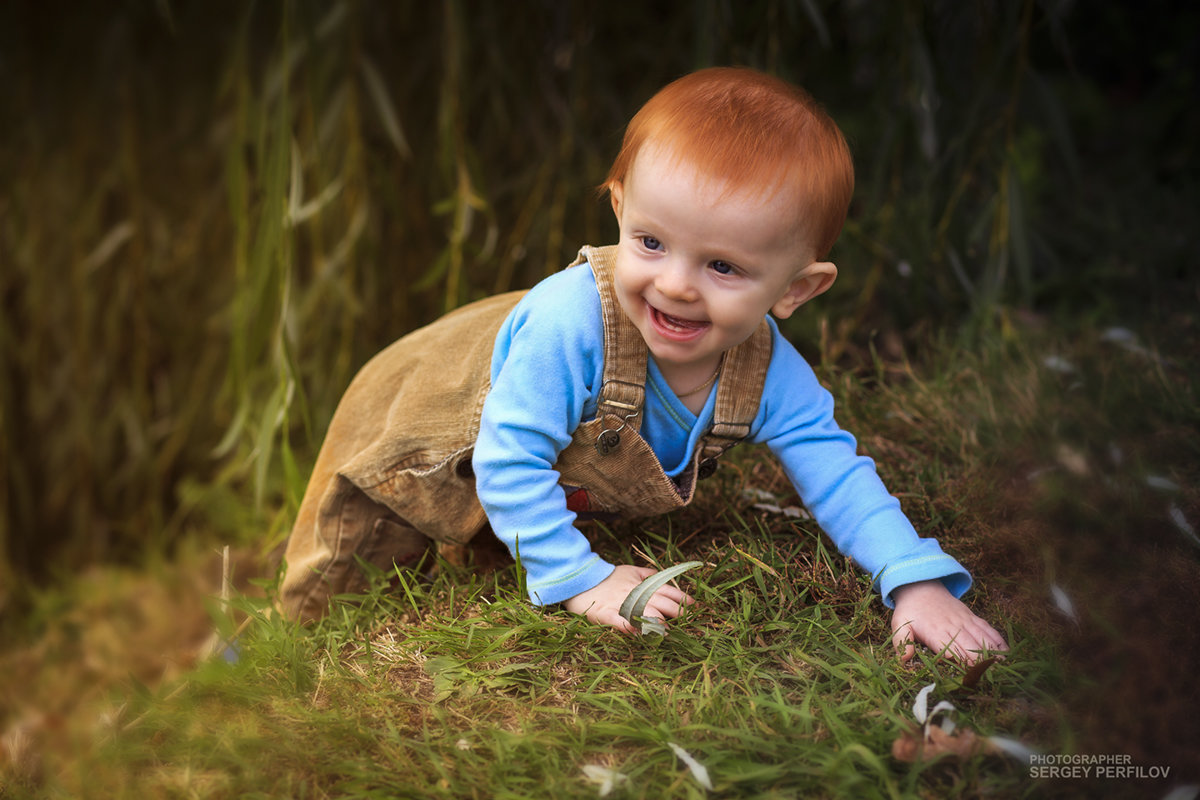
[
  {"x1": 594, "y1": 379, "x2": 644, "y2": 456},
  {"x1": 695, "y1": 421, "x2": 752, "y2": 479},
  {"x1": 594, "y1": 410, "x2": 639, "y2": 456}
]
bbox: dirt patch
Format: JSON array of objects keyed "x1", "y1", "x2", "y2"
[{"x1": 964, "y1": 456, "x2": 1200, "y2": 784}]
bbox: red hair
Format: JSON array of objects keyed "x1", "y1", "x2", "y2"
[{"x1": 604, "y1": 67, "x2": 854, "y2": 259}]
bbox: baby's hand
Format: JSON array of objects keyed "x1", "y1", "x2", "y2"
[
  {"x1": 563, "y1": 564, "x2": 694, "y2": 634},
  {"x1": 890, "y1": 579, "x2": 1008, "y2": 665}
]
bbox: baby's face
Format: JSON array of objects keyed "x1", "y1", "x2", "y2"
[{"x1": 610, "y1": 147, "x2": 825, "y2": 377}]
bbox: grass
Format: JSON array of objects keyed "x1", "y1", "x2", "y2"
[
  {"x1": 3, "y1": 316, "x2": 1196, "y2": 798},
  {"x1": 9, "y1": 540, "x2": 1025, "y2": 799}
]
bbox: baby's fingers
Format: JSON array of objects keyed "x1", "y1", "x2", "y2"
[
  {"x1": 891, "y1": 620, "x2": 918, "y2": 664},
  {"x1": 960, "y1": 621, "x2": 1009, "y2": 662},
  {"x1": 642, "y1": 590, "x2": 692, "y2": 623},
  {"x1": 589, "y1": 605, "x2": 638, "y2": 634}
]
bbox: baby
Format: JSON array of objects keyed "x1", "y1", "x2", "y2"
[{"x1": 280, "y1": 67, "x2": 1008, "y2": 665}]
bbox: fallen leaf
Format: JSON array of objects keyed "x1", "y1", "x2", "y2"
[
  {"x1": 960, "y1": 656, "x2": 998, "y2": 690},
  {"x1": 896, "y1": 685, "x2": 1038, "y2": 765},
  {"x1": 890, "y1": 725, "x2": 922, "y2": 763},
  {"x1": 891, "y1": 723, "x2": 991, "y2": 763},
  {"x1": 926, "y1": 725, "x2": 989, "y2": 758}
]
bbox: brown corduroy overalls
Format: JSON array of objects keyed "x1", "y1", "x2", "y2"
[{"x1": 279, "y1": 245, "x2": 773, "y2": 621}]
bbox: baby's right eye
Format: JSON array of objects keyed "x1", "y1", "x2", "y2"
[{"x1": 640, "y1": 236, "x2": 663, "y2": 251}]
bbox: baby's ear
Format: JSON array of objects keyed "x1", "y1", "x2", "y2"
[
  {"x1": 609, "y1": 181, "x2": 624, "y2": 219},
  {"x1": 772, "y1": 261, "x2": 837, "y2": 319}
]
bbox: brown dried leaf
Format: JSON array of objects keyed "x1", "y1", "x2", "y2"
[
  {"x1": 891, "y1": 723, "x2": 1001, "y2": 763},
  {"x1": 959, "y1": 656, "x2": 998, "y2": 690},
  {"x1": 891, "y1": 724, "x2": 923, "y2": 762}
]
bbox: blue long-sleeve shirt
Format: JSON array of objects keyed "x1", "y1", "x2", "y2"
[{"x1": 472, "y1": 257, "x2": 970, "y2": 607}]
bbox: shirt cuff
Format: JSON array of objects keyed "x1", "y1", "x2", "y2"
[
  {"x1": 876, "y1": 554, "x2": 972, "y2": 609},
  {"x1": 526, "y1": 555, "x2": 616, "y2": 606}
]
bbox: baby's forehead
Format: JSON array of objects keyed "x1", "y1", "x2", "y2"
[{"x1": 631, "y1": 142, "x2": 798, "y2": 204}]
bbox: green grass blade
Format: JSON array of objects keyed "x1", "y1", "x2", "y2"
[{"x1": 618, "y1": 561, "x2": 703, "y2": 623}]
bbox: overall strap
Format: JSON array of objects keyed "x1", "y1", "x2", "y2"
[
  {"x1": 571, "y1": 245, "x2": 647, "y2": 432},
  {"x1": 696, "y1": 320, "x2": 773, "y2": 477}
]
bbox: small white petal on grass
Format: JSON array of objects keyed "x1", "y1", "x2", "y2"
[
  {"x1": 927, "y1": 700, "x2": 957, "y2": 734},
  {"x1": 1168, "y1": 503, "x2": 1200, "y2": 548},
  {"x1": 1050, "y1": 584, "x2": 1079, "y2": 623},
  {"x1": 455, "y1": 738, "x2": 471, "y2": 751},
  {"x1": 581, "y1": 765, "x2": 629, "y2": 797},
  {"x1": 668, "y1": 742, "x2": 714, "y2": 791},
  {"x1": 1101, "y1": 326, "x2": 1138, "y2": 346},
  {"x1": 986, "y1": 735, "x2": 1041, "y2": 763},
  {"x1": 1146, "y1": 475, "x2": 1180, "y2": 492},
  {"x1": 1101, "y1": 326, "x2": 1169, "y2": 365},
  {"x1": 912, "y1": 683, "x2": 936, "y2": 724},
  {"x1": 751, "y1": 502, "x2": 811, "y2": 520},
  {"x1": 741, "y1": 487, "x2": 778, "y2": 502},
  {"x1": 1042, "y1": 355, "x2": 1076, "y2": 374}
]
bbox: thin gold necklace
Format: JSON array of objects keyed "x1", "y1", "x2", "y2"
[{"x1": 676, "y1": 356, "x2": 724, "y2": 398}]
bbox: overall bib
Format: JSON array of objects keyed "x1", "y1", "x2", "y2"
[{"x1": 279, "y1": 246, "x2": 772, "y2": 621}]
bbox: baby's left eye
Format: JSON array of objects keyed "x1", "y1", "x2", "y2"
[{"x1": 710, "y1": 260, "x2": 734, "y2": 275}]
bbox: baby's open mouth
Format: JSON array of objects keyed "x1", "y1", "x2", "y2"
[{"x1": 649, "y1": 304, "x2": 709, "y2": 339}]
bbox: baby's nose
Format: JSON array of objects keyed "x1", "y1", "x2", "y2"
[{"x1": 655, "y1": 260, "x2": 698, "y2": 301}]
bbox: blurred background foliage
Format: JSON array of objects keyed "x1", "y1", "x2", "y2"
[{"x1": 1, "y1": 0, "x2": 1196, "y2": 607}]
